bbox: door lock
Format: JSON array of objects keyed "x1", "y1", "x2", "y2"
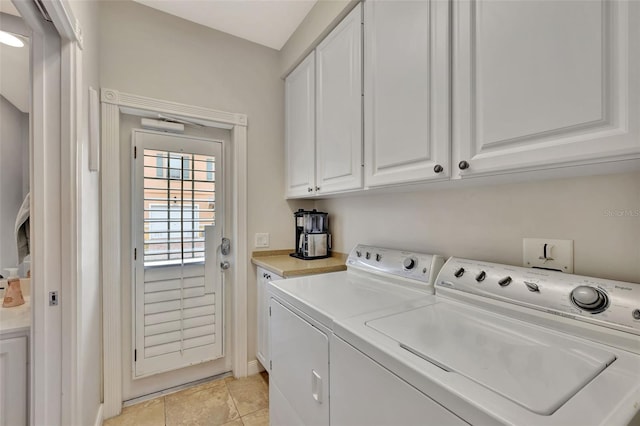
[
  {"x1": 221, "y1": 237, "x2": 231, "y2": 255},
  {"x1": 220, "y1": 261, "x2": 231, "y2": 270}
]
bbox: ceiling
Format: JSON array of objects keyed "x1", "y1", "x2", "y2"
[
  {"x1": 132, "y1": 0, "x2": 317, "y2": 50},
  {"x1": 0, "y1": 1, "x2": 29, "y2": 113}
]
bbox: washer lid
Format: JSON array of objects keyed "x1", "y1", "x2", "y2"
[{"x1": 366, "y1": 302, "x2": 617, "y2": 415}]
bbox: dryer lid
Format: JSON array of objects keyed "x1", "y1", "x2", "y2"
[{"x1": 366, "y1": 302, "x2": 616, "y2": 415}]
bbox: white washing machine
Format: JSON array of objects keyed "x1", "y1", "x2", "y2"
[
  {"x1": 267, "y1": 244, "x2": 445, "y2": 426},
  {"x1": 333, "y1": 257, "x2": 640, "y2": 426}
]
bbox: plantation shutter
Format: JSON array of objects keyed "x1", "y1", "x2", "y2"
[{"x1": 132, "y1": 129, "x2": 225, "y2": 378}]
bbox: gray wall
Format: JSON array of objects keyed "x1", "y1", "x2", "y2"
[
  {"x1": 317, "y1": 172, "x2": 640, "y2": 283},
  {"x1": 99, "y1": 0, "x2": 312, "y2": 372},
  {"x1": 0, "y1": 95, "x2": 28, "y2": 274}
]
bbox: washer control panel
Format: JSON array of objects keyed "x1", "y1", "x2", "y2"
[
  {"x1": 436, "y1": 257, "x2": 640, "y2": 335},
  {"x1": 347, "y1": 244, "x2": 445, "y2": 289}
]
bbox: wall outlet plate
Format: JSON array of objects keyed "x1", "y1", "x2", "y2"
[
  {"x1": 255, "y1": 233, "x2": 270, "y2": 248},
  {"x1": 523, "y1": 238, "x2": 574, "y2": 273}
]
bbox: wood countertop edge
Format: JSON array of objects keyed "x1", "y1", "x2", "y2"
[{"x1": 251, "y1": 251, "x2": 348, "y2": 278}]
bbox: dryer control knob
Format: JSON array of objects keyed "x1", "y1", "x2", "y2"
[
  {"x1": 454, "y1": 267, "x2": 465, "y2": 278},
  {"x1": 571, "y1": 286, "x2": 609, "y2": 313},
  {"x1": 403, "y1": 258, "x2": 416, "y2": 270},
  {"x1": 498, "y1": 276, "x2": 512, "y2": 287}
]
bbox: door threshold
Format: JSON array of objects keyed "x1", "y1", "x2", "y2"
[{"x1": 123, "y1": 371, "x2": 233, "y2": 407}]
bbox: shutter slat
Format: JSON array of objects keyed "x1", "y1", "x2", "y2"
[
  {"x1": 183, "y1": 334, "x2": 216, "y2": 350},
  {"x1": 184, "y1": 304, "x2": 215, "y2": 319},
  {"x1": 145, "y1": 341, "x2": 181, "y2": 358},
  {"x1": 145, "y1": 310, "x2": 181, "y2": 326},
  {"x1": 184, "y1": 324, "x2": 215, "y2": 339},
  {"x1": 145, "y1": 330, "x2": 181, "y2": 347},
  {"x1": 145, "y1": 320, "x2": 181, "y2": 337},
  {"x1": 145, "y1": 300, "x2": 180, "y2": 315},
  {"x1": 183, "y1": 294, "x2": 215, "y2": 309}
]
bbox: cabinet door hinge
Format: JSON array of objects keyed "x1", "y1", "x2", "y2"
[
  {"x1": 134, "y1": 146, "x2": 137, "y2": 158},
  {"x1": 269, "y1": 360, "x2": 272, "y2": 370},
  {"x1": 134, "y1": 248, "x2": 137, "y2": 260},
  {"x1": 269, "y1": 306, "x2": 271, "y2": 316},
  {"x1": 134, "y1": 349, "x2": 137, "y2": 362}
]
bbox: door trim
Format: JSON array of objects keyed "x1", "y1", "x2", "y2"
[{"x1": 100, "y1": 88, "x2": 249, "y2": 418}]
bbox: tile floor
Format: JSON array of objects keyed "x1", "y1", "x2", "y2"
[{"x1": 104, "y1": 372, "x2": 269, "y2": 426}]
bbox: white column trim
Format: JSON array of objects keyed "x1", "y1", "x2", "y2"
[{"x1": 101, "y1": 88, "x2": 248, "y2": 419}]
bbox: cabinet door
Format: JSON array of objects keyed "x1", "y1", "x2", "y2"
[
  {"x1": 256, "y1": 268, "x2": 282, "y2": 370},
  {"x1": 331, "y1": 336, "x2": 467, "y2": 426},
  {"x1": 0, "y1": 336, "x2": 27, "y2": 426},
  {"x1": 364, "y1": 0, "x2": 450, "y2": 187},
  {"x1": 315, "y1": 4, "x2": 363, "y2": 194},
  {"x1": 269, "y1": 299, "x2": 329, "y2": 426},
  {"x1": 285, "y1": 52, "x2": 316, "y2": 198},
  {"x1": 453, "y1": 0, "x2": 640, "y2": 178}
]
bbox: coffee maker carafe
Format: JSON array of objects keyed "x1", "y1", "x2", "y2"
[{"x1": 291, "y1": 209, "x2": 331, "y2": 260}]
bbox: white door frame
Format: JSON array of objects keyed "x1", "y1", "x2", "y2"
[
  {"x1": 100, "y1": 88, "x2": 249, "y2": 418},
  {"x1": 12, "y1": 0, "x2": 83, "y2": 425}
]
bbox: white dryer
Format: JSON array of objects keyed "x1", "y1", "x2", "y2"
[
  {"x1": 267, "y1": 244, "x2": 445, "y2": 426},
  {"x1": 334, "y1": 257, "x2": 640, "y2": 425}
]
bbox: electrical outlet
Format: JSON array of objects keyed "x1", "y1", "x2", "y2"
[
  {"x1": 255, "y1": 233, "x2": 270, "y2": 248},
  {"x1": 523, "y1": 238, "x2": 574, "y2": 273}
]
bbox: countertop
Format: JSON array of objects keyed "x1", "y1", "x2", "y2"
[{"x1": 251, "y1": 249, "x2": 347, "y2": 278}]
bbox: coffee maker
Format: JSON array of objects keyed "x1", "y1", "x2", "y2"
[{"x1": 291, "y1": 209, "x2": 331, "y2": 260}]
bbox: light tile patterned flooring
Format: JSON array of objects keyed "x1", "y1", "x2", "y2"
[{"x1": 104, "y1": 372, "x2": 269, "y2": 426}]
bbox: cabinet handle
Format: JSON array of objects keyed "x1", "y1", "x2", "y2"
[
  {"x1": 315, "y1": 186, "x2": 320, "y2": 191},
  {"x1": 308, "y1": 187, "x2": 313, "y2": 192},
  {"x1": 433, "y1": 164, "x2": 444, "y2": 173},
  {"x1": 458, "y1": 160, "x2": 470, "y2": 170},
  {"x1": 311, "y1": 370, "x2": 323, "y2": 403}
]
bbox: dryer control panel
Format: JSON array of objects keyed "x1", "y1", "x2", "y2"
[
  {"x1": 347, "y1": 244, "x2": 445, "y2": 290},
  {"x1": 436, "y1": 257, "x2": 640, "y2": 335}
]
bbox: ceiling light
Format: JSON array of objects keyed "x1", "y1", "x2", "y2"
[{"x1": 0, "y1": 31, "x2": 24, "y2": 48}]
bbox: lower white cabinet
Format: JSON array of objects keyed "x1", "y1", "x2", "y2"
[
  {"x1": 256, "y1": 267, "x2": 282, "y2": 370},
  {"x1": 269, "y1": 299, "x2": 329, "y2": 426},
  {"x1": 331, "y1": 336, "x2": 466, "y2": 426},
  {"x1": 0, "y1": 335, "x2": 28, "y2": 426}
]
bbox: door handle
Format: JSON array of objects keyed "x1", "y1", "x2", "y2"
[
  {"x1": 220, "y1": 261, "x2": 231, "y2": 270},
  {"x1": 311, "y1": 370, "x2": 322, "y2": 403}
]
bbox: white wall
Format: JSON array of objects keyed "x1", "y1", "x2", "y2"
[
  {"x1": 99, "y1": 0, "x2": 312, "y2": 377},
  {"x1": 0, "y1": 95, "x2": 28, "y2": 274},
  {"x1": 65, "y1": 0, "x2": 103, "y2": 424},
  {"x1": 317, "y1": 172, "x2": 640, "y2": 283}
]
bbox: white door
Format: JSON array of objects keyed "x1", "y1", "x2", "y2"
[
  {"x1": 452, "y1": 0, "x2": 640, "y2": 178},
  {"x1": 132, "y1": 130, "x2": 225, "y2": 378},
  {"x1": 256, "y1": 268, "x2": 282, "y2": 370},
  {"x1": 285, "y1": 52, "x2": 316, "y2": 198},
  {"x1": 269, "y1": 299, "x2": 329, "y2": 426},
  {"x1": 364, "y1": 0, "x2": 450, "y2": 187},
  {"x1": 315, "y1": 4, "x2": 363, "y2": 194}
]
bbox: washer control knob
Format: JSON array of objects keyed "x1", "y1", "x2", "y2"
[
  {"x1": 475, "y1": 271, "x2": 486, "y2": 282},
  {"x1": 365, "y1": 252, "x2": 371, "y2": 260},
  {"x1": 633, "y1": 309, "x2": 640, "y2": 320},
  {"x1": 356, "y1": 251, "x2": 362, "y2": 257},
  {"x1": 571, "y1": 286, "x2": 609, "y2": 313},
  {"x1": 524, "y1": 281, "x2": 540, "y2": 292},
  {"x1": 454, "y1": 267, "x2": 465, "y2": 278},
  {"x1": 498, "y1": 276, "x2": 512, "y2": 287},
  {"x1": 376, "y1": 253, "x2": 382, "y2": 262},
  {"x1": 403, "y1": 258, "x2": 416, "y2": 270}
]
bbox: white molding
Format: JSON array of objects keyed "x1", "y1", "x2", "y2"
[
  {"x1": 93, "y1": 404, "x2": 104, "y2": 426},
  {"x1": 247, "y1": 360, "x2": 265, "y2": 376},
  {"x1": 101, "y1": 88, "x2": 249, "y2": 419}
]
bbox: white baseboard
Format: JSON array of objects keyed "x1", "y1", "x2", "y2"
[
  {"x1": 247, "y1": 359, "x2": 265, "y2": 376},
  {"x1": 93, "y1": 403, "x2": 104, "y2": 426}
]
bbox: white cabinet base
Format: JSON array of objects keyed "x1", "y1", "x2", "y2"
[{"x1": 0, "y1": 336, "x2": 28, "y2": 426}]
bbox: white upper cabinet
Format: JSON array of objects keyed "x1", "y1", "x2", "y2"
[
  {"x1": 452, "y1": 0, "x2": 640, "y2": 178},
  {"x1": 315, "y1": 4, "x2": 363, "y2": 194},
  {"x1": 364, "y1": 0, "x2": 450, "y2": 187},
  {"x1": 285, "y1": 52, "x2": 316, "y2": 198}
]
